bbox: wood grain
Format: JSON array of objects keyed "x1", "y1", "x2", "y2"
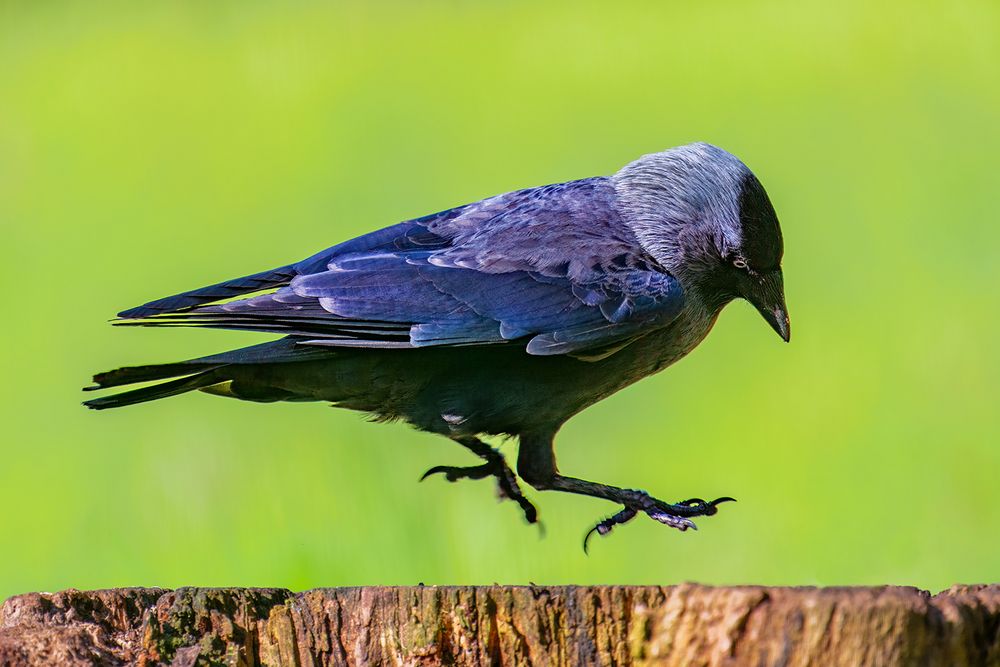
[{"x1": 1, "y1": 585, "x2": 998, "y2": 666}]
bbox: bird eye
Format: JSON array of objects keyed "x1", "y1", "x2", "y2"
[{"x1": 732, "y1": 256, "x2": 748, "y2": 270}]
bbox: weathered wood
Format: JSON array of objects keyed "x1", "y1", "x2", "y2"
[{"x1": 1, "y1": 585, "x2": 997, "y2": 666}]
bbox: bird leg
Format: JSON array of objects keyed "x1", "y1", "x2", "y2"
[
  {"x1": 517, "y1": 431, "x2": 733, "y2": 551},
  {"x1": 421, "y1": 436, "x2": 538, "y2": 524},
  {"x1": 551, "y1": 477, "x2": 734, "y2": 552}
]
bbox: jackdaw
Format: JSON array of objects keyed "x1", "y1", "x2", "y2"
[{"x1": 85, "y1": 142, "x2": 789, "y2": 548}]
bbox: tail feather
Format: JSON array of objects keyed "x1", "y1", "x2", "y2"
[
  {"x1": 83, "y1": 370, "x2": 222, "y2": 410},
  {"x1": 87, "y1": 362, "x2": 223, "y2": 390},
  {"x1": 117, "y1": 265, "x2": 298, "y2": 318},
  {"x1": 83, "y1": 338, "x2": 338, "y2": 410}
]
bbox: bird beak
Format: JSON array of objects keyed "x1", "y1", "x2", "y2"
[{"x1": 747, "y1": 270, "x2": 790, "y2": 342}]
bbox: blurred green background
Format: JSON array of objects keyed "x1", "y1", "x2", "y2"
[{"x1": 1, "y1": 0, "x2": 998, "y2": 600}]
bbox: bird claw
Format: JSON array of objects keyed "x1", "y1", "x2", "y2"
[
  {"x1": 420, "y1": 464, "x2": 492, "y2": 483},
  {"x1": 674, "y1": 496, "x2": 737, "y2": 517},
  {"x1": 420, "y1": 461, "x2": 539, "y2": 524},
  {"x1": 583, "y1": 494, "x2": 735, "y2": 553},
  {"x1": 584, "y1": 507, "x2": 638, "y2": 553}
]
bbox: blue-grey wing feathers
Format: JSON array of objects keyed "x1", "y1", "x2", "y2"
[{"x1": 117, "y1": 178, "x2": 685, "y2": 357}]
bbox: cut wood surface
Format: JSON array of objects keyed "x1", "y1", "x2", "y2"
[{"x1": 0, "y1": 585, "x2": 998, "y2": 666}]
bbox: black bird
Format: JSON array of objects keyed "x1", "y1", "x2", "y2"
[{"x1": 85, "y1": 142, "x2": 789, "y2": 548}]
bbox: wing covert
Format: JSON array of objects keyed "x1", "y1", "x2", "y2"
[{"x1": 128, "y1": 178, "x2": 685, "y2": 357}]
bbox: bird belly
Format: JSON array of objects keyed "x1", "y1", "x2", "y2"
[{"x1": 219, "y1": 311, "x2": 718, "y2": 437}]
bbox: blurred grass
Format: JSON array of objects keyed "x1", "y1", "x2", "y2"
[{"x1": 0, "y1": 0, "x2": 998, "y2": 599}]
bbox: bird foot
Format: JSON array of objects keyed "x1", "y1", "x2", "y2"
[
  {"x1": 421, "y1": 458, "x2": 538, "y2": 524},
  {"x1": 583, "y1": 494, "x2": 735, "y2": 553}
]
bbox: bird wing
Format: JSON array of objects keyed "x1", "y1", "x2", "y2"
[{"x1": 123, "y1": 178, "x2": 685, "y2": 357}]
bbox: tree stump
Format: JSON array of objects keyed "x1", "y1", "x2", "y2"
[{"x1": 0, "y1": 585, "x2": 997, "y2": 666}]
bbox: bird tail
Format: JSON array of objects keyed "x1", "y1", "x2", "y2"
[
  {"x1": 116, "y1": 264, "x2": 298, "y2": 318},
  {"x1": 83, "y1": 338, "x2": 337, "y2": 410},
  {"x1": 83, "y1": 368, "x2": 224, "y2": 410}
]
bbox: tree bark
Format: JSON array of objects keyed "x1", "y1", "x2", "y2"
[{"x1": 0, "y1": 585, "x2": 997, "y2": 666}]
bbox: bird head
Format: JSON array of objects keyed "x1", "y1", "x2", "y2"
[{"x1": 613, "y1": 143, "x2": 790, "y2": 342}]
